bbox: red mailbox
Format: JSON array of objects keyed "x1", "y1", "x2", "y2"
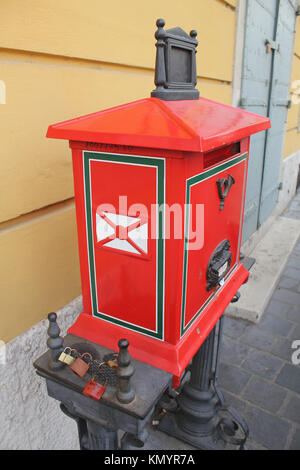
[{"x1": 47, "y1": 22, "x2": 270, "y2": 384}]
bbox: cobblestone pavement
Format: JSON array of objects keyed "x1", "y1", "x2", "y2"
[
  {"x1": 145, "y1": 190, "x2": 300, "y2": 451},
  {"x1": 219, "y1": 189, "x2": 300, "y2": 450}
]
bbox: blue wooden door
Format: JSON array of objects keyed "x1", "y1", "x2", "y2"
[{"x1": 240, "y1": 0, "x2": 297, "y2": 242}]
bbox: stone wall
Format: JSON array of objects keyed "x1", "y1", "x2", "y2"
[{"x1": 0, "y1": 297, "x2": 82, "y2": 450}]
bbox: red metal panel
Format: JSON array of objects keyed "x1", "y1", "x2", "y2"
[
  {"x1": 182, "y1": 154, "x2": 247, "y2": 333},
  {"x1": 72, "y1": 149, "x2": 92, "y2": 316},
  {"x1": 47, "y1": 97, "x2": 270, "y2": 153},
  {"x1": 68, "y1": 263, "x2": 249, "y2": 379},
  {"x1": 68, "y1": 144, "x2": 251, "y2": 382},
  {"x1": 161, "y1": 98, "x2": 271, "y2": 151},
  {"x1": 163, "y1": 156, "x2": 186, "y2": 345},
  {"x1": 87, "y1": 156, "x2": 159, "y2": 335}
]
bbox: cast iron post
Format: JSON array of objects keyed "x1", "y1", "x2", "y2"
[
  {"x1": 158, "y1": 317, "x2": 249, "y2": 449},
  {"x1": 176, "y1": 327, "x2": 219, "y2": 436}
]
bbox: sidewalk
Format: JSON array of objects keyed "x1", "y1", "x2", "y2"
[{"x1": 145, "y1": 189, "x2": 300, "y2": 450}]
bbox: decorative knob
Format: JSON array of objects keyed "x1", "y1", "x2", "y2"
[
  {"x1": 47, "y1": 312, "x2": 64, "y2": 370},
  {"x1": 116, "y1": 339, "x2": 135, "y2": 404}
]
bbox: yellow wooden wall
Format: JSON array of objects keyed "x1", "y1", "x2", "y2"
[
  {"x1": 284, "y1": 15, "x2": 300, "y2": 157},
  {"x1": 0, "y1": 0, "x2": 237, "y2": 341}
]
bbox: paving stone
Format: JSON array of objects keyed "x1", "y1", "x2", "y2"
[
  {"x1": 223, "y1": 317, "x2": 250, "y2": 340},
  {"x1": 283, "y1": 396, "x2": 300, "y2": 425},
  {"x1": 220, "y1": 336, "x2": 250, "y2": 366},
  {"x1": 266, "y1": 299, "x2": 290, "y2": 317},
  {"x1": 220, "y1": 389, "x2": 248, "y2": 416},
  {"x1": 289, "y1": 324, "x2": 300, "y2": 341},
  {"x1": 242, "y1": 350, "x2": 283, "y2": 380},
  {"x1": 294, "y1": 246, "x2": 300, "y2": 255},
  {"x1": 239, "y1": 326, "x2": 276, "y2": 352},
  {"x1": 287, "y1": 256, "x2": 300, "y2": 269},
  {"x1": 290, "y1": 200, "x2": 300, "y2": 211},
  {"x1": 244, "y1": 406, "x2": 290, "y2": 450},
  {"x1": 276, "y1": 364, "x2": 300, "y2": 394},
  {"x1": 282, "y1": 267, "x2": 300, "y2": 281},
  {"x1": 278, "y1": 276, "x2": 300, "y2": 289},
  {"x1": 289, "y1": 428, "x2": 300, "y2": 450},
  {"x1": 273, "y1": 288, "x2": 300, "y2": 306},
  {"x1": 286, "y1": 211, "x2": 300, "y2": 220},
  {"x1": 246, "y1": 439, "x2": 268, "y2": 450},
  {"x1": 286, "y1": 305, "x2": 300, "y2": 324},
  {"x1": 144, "y1": 425, "x2": 195, "y2": 451},
  {"x1": 271, "y1": 337, "x2": 296, "y2": 362},
  {"x1": 218, "y1": 362, "x2": 251, "y2": 395},
  {"x1": 258, "y1": 314, "x2": 294, "y2": 337},
  {"x1": 242, "y1": 376, "x2": 287, "y2": 413}
]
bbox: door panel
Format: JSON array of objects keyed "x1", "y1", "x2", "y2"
[
  {"x1": 259, "y1": 0, "x2": 297, "y2": 225},
  {"x1": 240, "y1": 0, "x2": 297, "y2": 241},
  {"x1": 240, "y1": 0, "x2": 276, "y2": 242}
]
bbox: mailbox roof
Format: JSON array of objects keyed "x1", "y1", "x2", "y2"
[{"x1": 47, "y1": 97, "x2": 270, "y2": 153}]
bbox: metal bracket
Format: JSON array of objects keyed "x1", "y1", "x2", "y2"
[
  {"x1": 240, "y1": 97, "x2": 267, "y2": 108},
  {"x1": 216, "y1": 174, "x2": 235, "y2": 210},
  {"x1": 230, "y1": 291, "x2": 240, "y2": 303},
  {"x1": 265, "y1": 39, "x2": 280, "y2": 53},
  {"x1": 273, "y1": 99, "x2": 292, "y2": 109}
]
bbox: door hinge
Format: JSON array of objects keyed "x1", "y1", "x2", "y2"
[
  {"x1": 272, "y1": 99, "x2": 292, "y2": 109},
  {"x1": 296, "y1": 5, "x2": 300, "y2": 16},
  {"x1": 265, "y1": 39, "x2": 280, "y2": 53},
  {"x1": 240, "y1": 97, "x2": 267, "y2": 108}
]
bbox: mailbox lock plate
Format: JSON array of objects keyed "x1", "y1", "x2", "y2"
[{"x1": 206, "y1": 239, "x2": 232, "y2": 291}]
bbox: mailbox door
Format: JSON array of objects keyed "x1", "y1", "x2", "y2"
[
  {"x1": 82, "y1": 151, "x2": 165, "y2": 340},
  {"x1": 181, "y1": 152, "x2": 248, "y2": 335}
]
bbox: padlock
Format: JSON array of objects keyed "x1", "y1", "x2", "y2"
[
  {"x1": 83, "y1": 380, "x2": 107, "y2": 401},
  {"x1": 70, "y1": 352, "x2": 92, "y2": 378},
  {"x1": 106, "y1": 359, "x2": 118, "y2": 369},
  {"x1": 58, "y1": 347, "x2": 76, "y2": 365}
]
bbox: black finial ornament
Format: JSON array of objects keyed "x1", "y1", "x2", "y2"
[
  {"x1": 47, "y1": 312, "x2": 64, "y2": 370},
  {"x1": 151, "y1": 18, "x2": 199, "y2": 101},
  {"x1": 116, "y1": 339, "x2": 135, "y2": 404}
]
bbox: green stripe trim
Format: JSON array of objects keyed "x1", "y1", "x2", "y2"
[
  {"x1": 83, "y1": 151, "x2": 165, "y2": 340},
  {"x1": 181, "y1": 153, "x2": 248, "y2": 336}
]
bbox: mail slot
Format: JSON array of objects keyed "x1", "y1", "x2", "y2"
[{"x1": 47, "y1": 20, "x2": 270, "y2": 382}]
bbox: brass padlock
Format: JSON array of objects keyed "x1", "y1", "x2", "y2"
[
  {"x1": 106, "y1": 359, "x2": 118, "y2": 369},
  {"x1": 70, "y1": 352, "x2": 92, "y2": 378},
  {"x1": 58, "y1": 347, "x2": 76, "y2": 365}
]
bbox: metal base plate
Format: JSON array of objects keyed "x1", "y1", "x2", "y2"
[
  {"x1": 158, "y1": 411, "x2": 245, "y2": 450},
  {"x1": 34, "y1": 333, "x2": 172, "y2": 420},
  {"x1": 151, "y1": 89, "x2": 200, "y2": 101}
]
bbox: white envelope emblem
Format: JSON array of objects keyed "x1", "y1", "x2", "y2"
[{"x1": 96, "y1": 211, "x2": 148, "y2": 255}]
